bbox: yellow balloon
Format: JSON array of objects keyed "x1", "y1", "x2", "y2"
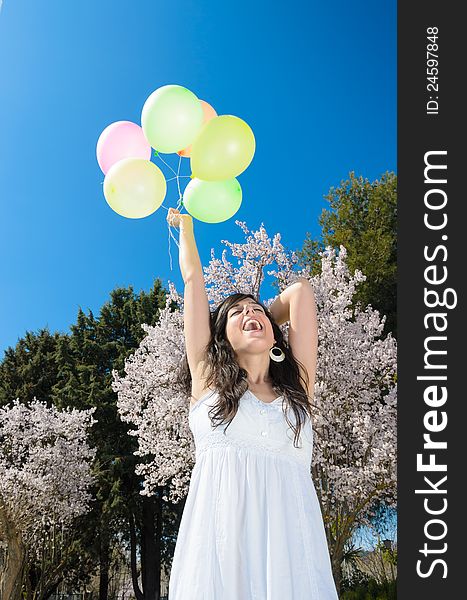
[
  {"x1": 190, "y1": 115, "x2": 256, "y2": 181},
  {"x1": 103, "y1": 158, "x2": 166, "y2": 219}
]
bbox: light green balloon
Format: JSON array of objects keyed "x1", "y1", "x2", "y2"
[
  {"x1": 183, "y1": 178, "x2": 242, "y2": 223},
  {"x1": 103, "y1": 158, "x2": 167, "y2": 219},
  {"x1": 141, "y1": 85, "x2": 204, "y2": 153},
  {"x1": 190, "y1": 115, "x2": 256, "y2": 180}
]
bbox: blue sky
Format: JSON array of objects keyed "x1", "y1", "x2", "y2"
[{"x1": 0, "y1": 0, "x2": 396, "y2": 357}]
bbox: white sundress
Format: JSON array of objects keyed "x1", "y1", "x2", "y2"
[{"x1": 168, "y1": 388, "x2": 339, "y2": 600}]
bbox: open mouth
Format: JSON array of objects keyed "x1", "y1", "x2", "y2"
[{"x1": 242, "y1": 319, "x2": 263, "y2": 332}]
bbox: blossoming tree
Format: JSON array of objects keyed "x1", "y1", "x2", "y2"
[
  {"x1": 0, "y1": 399, "x2": 97, "y2": 600},
  {"x1": 112, "y1": 220, "x2": 397, "y2": 591}
]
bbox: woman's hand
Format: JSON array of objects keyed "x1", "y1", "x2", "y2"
[
  {"x1": 168, "y1": 207, "x2": 200, "y2": 283},
  {"x1": 167, "y1": 207, "x2": 193, "y2": 230}
]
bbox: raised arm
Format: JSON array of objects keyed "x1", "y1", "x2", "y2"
[
  {"x1": 268, "y1": 277, "x2": 318, "y2": 399},
  {"x1": 167, "y1": 209, "x2": 211, "y2": 394}
]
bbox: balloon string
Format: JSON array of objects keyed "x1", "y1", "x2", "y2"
[
  {"x1": 175, "y1": 155, "x2": 183, "y2": 204},
  {"x1": 157, "y1": 154, "x2": 187, "y2": 270},
  {"x1": 166, "y1": 175, "x2": 191, "y2": 182},
  {"x1": 155, "y1": 152, "x2": 178, "y2": 177},
  {"x1": 167, "y1": 223, "x2": 180, "y2": 272},
  {"x1": 168, "y1": 226, "x2": 173, "y2": 271}
]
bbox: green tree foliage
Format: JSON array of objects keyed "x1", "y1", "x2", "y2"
[
  {"x1": 297, "y1": 171, "x2": 397, "y2": 338},
  {"x1": 0, "y1": 329, "x2": 64, "y2": 407},
  {"x1": 341, "y1": 568, "x2": 397, "y2": 600}
]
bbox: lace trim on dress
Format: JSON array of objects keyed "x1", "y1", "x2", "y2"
[
  {"x1": 190, "y1": 388, "x2": 284, "y2": 416},
  {"x1": 195, "y1": 431, "x2": 311, "y2": 469}
]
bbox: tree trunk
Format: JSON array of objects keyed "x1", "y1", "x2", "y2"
[
  {"x1": 154, "y1": 490, "x2": 163, "y2": 599},
  {"x1": 141, "y1": 495, "x2": 159, "y2": 600},
  {"x1": 0, "y1": 508, "x2": 25, "y2": 600},
  {"x1": 98, "y1": 530, "x2": 110, "y2": 600},
  {"x1": 129, "y1": 510, "x2": 144, "y2": 600},
  {"x1": 331, "y1": 547, "x2": 344, "y2": 597},
  {"x1": 175, "y1": 495, "x2": 186, "y2": 522}
]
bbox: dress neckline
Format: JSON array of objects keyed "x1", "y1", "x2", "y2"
[{"x1": 247, "y1": 389, "x2": 283, "y2": 405}]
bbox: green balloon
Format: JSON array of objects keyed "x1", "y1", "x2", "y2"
[
  {"x1": 190, "y1": 115, "x2": 256, "y2": 180},
  {"x1": 183, "y1": 178, "x2": 242, "y2": 223},
  {"x1": 141, "y1": 85, "x2": 204, "y2": 153}
]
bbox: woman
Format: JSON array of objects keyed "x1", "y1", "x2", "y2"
[{"x1": 167, "y1": 208, "x2": 339, "y2": 599}]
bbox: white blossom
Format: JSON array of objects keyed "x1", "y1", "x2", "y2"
[{"x1": 0, "y1": 399, "x2": 97, "y2": 556}]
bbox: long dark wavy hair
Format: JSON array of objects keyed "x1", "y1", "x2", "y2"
[{"x1": 176, "y1": 292, "x2": 312, "y2": 448}]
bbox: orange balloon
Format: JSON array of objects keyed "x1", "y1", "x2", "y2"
[{"x1": 177, "y1": 100, "x2": 217, "y2": 157}]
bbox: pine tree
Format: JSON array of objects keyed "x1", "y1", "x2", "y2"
[{"x1": 0, "y1": 329, "x2": 64, "y2": 407}]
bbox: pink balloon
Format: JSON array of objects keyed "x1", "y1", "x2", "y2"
[{"x1": 96, "y1": 121, "x2": 152, "y2": 174}]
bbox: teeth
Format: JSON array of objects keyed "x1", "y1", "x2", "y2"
[{"x1": 243, "y1": 319, "x2": 262, "y2": 331}]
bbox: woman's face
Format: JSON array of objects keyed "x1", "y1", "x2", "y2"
[{"x1": 224, "y1": 298, "x2": 275, "y2": 355}]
